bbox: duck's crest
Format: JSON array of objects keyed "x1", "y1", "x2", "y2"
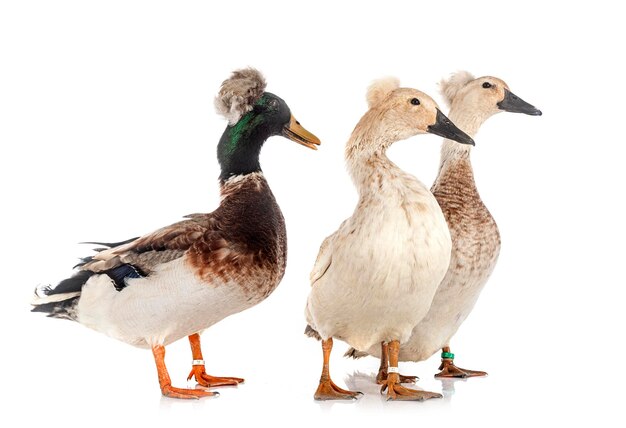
[
  {"x1": 215, "y1": 68, "x2": 267, "y2": 125},
  {"x1": 439, "y1": 71, "x2": 475, "y2": 107},
  {"x1": 366, "y1": 77, "x2": 400, "y2": 108}
]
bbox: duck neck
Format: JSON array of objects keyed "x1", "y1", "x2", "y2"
[
  {"x1": 217, "y1": 113, "x2": 265, "y2": 183},
  {"x1": 435, "y1": 106, "x2": 487, "y2": 188},
  {"x1": 345, "y1": 114, "x2": 403, "y2": 196}
]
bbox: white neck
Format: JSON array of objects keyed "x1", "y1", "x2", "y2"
[{"x1": 345, "y1": 113, "x2": 405, "y2": 196}]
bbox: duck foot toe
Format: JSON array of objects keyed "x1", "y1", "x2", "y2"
[
  {"x1": 188, "y1": 367, "x2": 244, "y2": 387},
  {"x1": 161, "y1": 384, "x2": 219, "y2": 399},
  {"x1": 381, "y1": 381, "x2": 441, "y2": 401},
  {"x1": 435, "y1": 361, "x2": 487, "y2": 378},
  {"x1": 314, "y1": 379, "x2": 362, "y2": 401}
]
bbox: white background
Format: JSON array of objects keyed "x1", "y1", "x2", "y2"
[{"x1": 1, "y1": 1, "x2": 624, "y2": 426}]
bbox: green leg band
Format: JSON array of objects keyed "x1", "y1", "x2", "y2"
[{"x1": 441, "y1": 351, "x2": 455, "y2": 359}]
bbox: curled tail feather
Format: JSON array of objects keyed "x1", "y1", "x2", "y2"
[
  {"x1": 31, "y1": 270, "x2": 94, "y2": 320},
  {"x1": 32, "y1": 238, "x2": 140, "y2": 320},
  {"x1": 304, "y1": 324, "x2": 321, "y2": 340}
]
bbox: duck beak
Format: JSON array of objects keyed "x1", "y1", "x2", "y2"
[
  {"x1": 497, "y1": 89, "x2": 542, "y2": 116},
  {"x1": 283, "y1": 115, "x2": 321, "y2": 150},
  {"x1": 427, "y1": 109, "x2": 475, "y2": 146}
]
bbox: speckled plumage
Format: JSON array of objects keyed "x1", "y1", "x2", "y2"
[{"x1": 392, "y1": 151, "x2": 500, "y2": 361}]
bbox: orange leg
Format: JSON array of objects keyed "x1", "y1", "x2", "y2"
[
  {"x1": 375, "y1": 342, "x2": 418, "y2": 384},
  {"x1": 380, "y1": 340, "x2": 442, "y2": 401},
  {"x1": 186, "y1": 333, "x2": 244, "y2": 387},
  {"x1": 435, "y1": 346, "x2": 488, "y2": 378},
  {"x1": 314, "y1": 338, "x2": 362, "y2": 400},
  {"x1": 152, "y1": 345, "x2": 217, "y2": 399}
]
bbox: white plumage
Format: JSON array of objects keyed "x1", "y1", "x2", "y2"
[
  {"x1": 305, "y1": 78, "x2": 474, "y2": 401},
  {"x1": 305, "y1": 164, "x2": 451, "y2": 352},
  {"x1": 76, "y1": 257, "x2": 252, "y2": 348}
]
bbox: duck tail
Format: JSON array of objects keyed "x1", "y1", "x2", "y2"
[
  {"x1": 304, "y1": 326, "x2": 368, "y2": 359},
  {"x1": 344, "y1": 347, "x2": 368, "y2": 359},
  {"x1": 304, "y1": 324, "x2": 322, "y2": 340},
  {"x1": 31, "y1": 270, "x2": 94, "y2": 320}
]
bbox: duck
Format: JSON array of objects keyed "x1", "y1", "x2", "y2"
[
  {"x1": 304, "y1": 77, "x2": 474, "y2": 401},
  {"x1": 32, "y1": 68, "x2": 321, "y2": 399},
  {"x1": 345, "y1": 71, "x2": 541, "y2": 380}
]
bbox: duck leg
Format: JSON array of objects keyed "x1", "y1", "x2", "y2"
[
  {"x1": 314, "y1": 338, "x2": 362, "y2": 400},
  {"x1": 152, "y1": 345, "x2": 217, "y2": 399},
  {"x1": 375, "y1": 342, "x2": 418, "y2": 384},
  {"x1": 186, "y1": 333, "x2": 244, "y2": 387},
  {"x1": 381, "y1": 340, "x2": 442, "y2": 401},
  {"x1": 434, "y1": 346, "x2": 487, "y2": 378}
]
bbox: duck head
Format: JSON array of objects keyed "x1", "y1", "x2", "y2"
[
  {"x1": 441, "y1": 71, "x2": 542, "y2": 120},
  {"x1": 215, "y1": 68, "x2": 320, "y2": 181},
  {"x1": 362, "y1": 77, "x2": 474, "y2": 148}
]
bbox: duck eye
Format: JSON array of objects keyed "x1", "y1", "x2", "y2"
[
  {"x1": 268, "y1": 99, "x2": 279, "y2": 109},
  {"x1": 410, "y1": 98, "x2": 420, "y2": 106},
  {"x1": 482, "y1": 82, "x2": 492, "y2": 89}
]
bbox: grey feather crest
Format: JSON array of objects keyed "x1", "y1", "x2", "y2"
[{"x1": 215, "y1": 68, "x2": 267, "y2": 125}]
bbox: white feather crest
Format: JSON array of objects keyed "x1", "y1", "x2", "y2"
[
  {"x1": 366, "y1": 77, "x2": 400, "y2": 108},
  {"x1": 439, "y1": 71, "x2": 475, "y2": 107}
]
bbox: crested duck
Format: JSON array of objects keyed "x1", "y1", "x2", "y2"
[
  {"x1": 305, "y1": 77, "x2": 474, "y2": 401},
  {"x1": 346, "y1": 71, "x2": 541, "y2": 380},
  {"x1": 32, "y1": 68, "x2": 321, "y2": 399}
]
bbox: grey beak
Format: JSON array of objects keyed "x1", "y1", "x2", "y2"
[
  {"x1": 427, "y1": 109, "x2": 475, "y2": 146},
  {"x1": 497, "y1": 89, "x2": 542, "y2": 116}
]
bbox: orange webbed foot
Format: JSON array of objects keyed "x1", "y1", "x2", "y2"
[
  {"x1": 314, "y1": 379, "x2": 363, "y2": 401},
  {"x1": 435, "y1": 363, "x2": 487, "y2": 378},
  {"x1": 187, "y1": 366, "x2": 244, "y2": 387},
  {"x1": 435, "y1": 355, "x2": 487, "y2": 378},
  {"x1": 161, "y1": 383, "x2": 218, "y2": 399},
  {"x1": 381, "y1": 373, "x2": 442, "y2": 401}
]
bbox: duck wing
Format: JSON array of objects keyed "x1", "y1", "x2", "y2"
[
  {"x1": 310, "y1": 234, "x2": 334, "y2": 286},
  {"x1": 81, "y1": 214, "x2": 220, "y2": 276},
  {"x1": 310, "y1": 219, "x2": 350, "y2": 286}
]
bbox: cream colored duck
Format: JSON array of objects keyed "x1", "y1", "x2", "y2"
[
  {"x1": 346, "y1": 71, "x2": 541, "y2": 380},
  {"x1": 305, "y1": 78, "x2": 474, "y2": 401},
  {"x1": 32, "y1": 68, "x2": 321, "y2": 399}
]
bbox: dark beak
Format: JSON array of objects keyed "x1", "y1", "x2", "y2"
[
  {"x1": 282, "y1": 115, "x2": 321, "y2": 150},
  {"x1": 427, "y1": 109, "x2": 475, "y2": 146},
  {"x1": 497, "y1": 89, "x2": 542, "y2": 116}
]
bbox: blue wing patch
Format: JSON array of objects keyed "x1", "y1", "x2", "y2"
[{"x1": 106, "y1": 264, "x2": 145, "y2": 291}]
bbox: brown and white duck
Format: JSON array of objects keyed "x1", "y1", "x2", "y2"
[
  {"x1": 347, "y1": 71, "x2": 541, "y2": 380},
  {"x1": 32, "y1": 68, "x2": 320, "y2": 399},
  {"x1": 305, "y1": 77, "x2": 474, "y2": 401}
]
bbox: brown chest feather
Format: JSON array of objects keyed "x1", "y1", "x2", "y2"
[
  {"x1": 432, "y1": 160, "x2": 500, "y2": 270},
  {"x1": 187, "y1": 178, "x2": 287, "y2": 298}
]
